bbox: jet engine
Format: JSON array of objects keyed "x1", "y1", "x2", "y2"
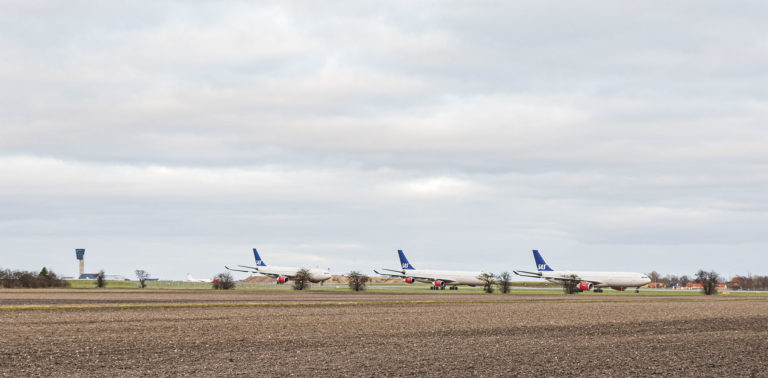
[
  {"x1": 432, "y1": 280, "x2": 444, "y2": 287},
  {"x1": 277, "y1": 276, "x2": 289, "y2": 284},
  {"x1": 404, "y1": 277, "x2": 415, "y2": 284},
  {"x1": 578, "y1": 282, "x2": 593, "y2": 291}
]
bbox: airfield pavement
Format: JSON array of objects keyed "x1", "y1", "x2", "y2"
[{"x1": 1, "y1": 289, "x2": 767, "y2": 377}]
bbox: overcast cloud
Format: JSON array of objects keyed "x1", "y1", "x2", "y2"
[{"x1": 1, "y1": 1, "x2": 766, "y2": 280}]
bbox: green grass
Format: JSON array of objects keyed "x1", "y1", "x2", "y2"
[
  {"x1": 66, "y1": 280, "x2": 143, "y2": 289},
  {"x1": 60, "y1": 280, "x2": 768, "y2": 297}
]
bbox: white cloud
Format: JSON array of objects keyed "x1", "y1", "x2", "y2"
[{"x1": 1, "y1": 1, "x2": 767, "y2": 277}]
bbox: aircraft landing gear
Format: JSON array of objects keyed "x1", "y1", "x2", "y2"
[
  {"x1": 593, "y1": 288, "x2": 603, "y2": 293},
  {"x1": 635, "y1": 288, "x2": 640, "y2": 293},
  {"x1": 449, "y1": 286, "x2": 458, "y2": 291}
]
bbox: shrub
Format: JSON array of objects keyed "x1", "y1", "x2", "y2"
[
  {"x1": 95, "y1": 270, "x2": 106, "y2": 288},
  {"x1": 695, "y1": 270, "x2": 720, "y2": 295},
  {"x1": 346, "y1": 271, "x2": 369, "y2": 291},
  {"x1": 562, "y1": 275, "x2": 579, "y2": 294},
  {"x1": 135, "y1": 269, "x2": 150, "y2": 289},
  {"x1": 292, "y1": 269, "x2": 311, "y2": 290},
  {"x1": 496, "y1": 271, "x2": 512, "y2": 294},
  {"x1": 0, "y1": 267, "x2": 69, "y2": 288},
  {"x1": 212, "y1": 272, "x2": 236, "y2": 290},
  {"x1": 478, "y1": 273, "x2": 495, "y2": 294}
]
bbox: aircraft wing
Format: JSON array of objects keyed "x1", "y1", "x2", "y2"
[
  {"x1": 424, "y1": 277, "x2": 456, "y2": 284},
  {"x1": 225, "y1": 266, "x2": 253, "y2": 273},
  {"x1": 546, "y1": 275, "x2": 603, "y2": 285},
  {"x1": 374, "y1": 269, "x2": 406, "y2": 278},
  {"x1": 513, "y1": 270, "x2": 543, "y2": 279},
  {"x1": 373, "y1": 269, "x2": 455, "y2": 284}
]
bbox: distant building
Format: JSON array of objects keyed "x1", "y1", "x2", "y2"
[
  {"x1": 684, "y1": 282, "x2": 727, "y2": 290},
  {"x1": 77, "y1": 274, "x2": 131, "y2": 281}
]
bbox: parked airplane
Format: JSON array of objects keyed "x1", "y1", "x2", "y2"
[
  {"x1": 514, "y1": 250, "x2": 651, "y2": 293},
  {"x1": 186, "y1": 273, "x2": 213, "y2": 283},
  {"x1": 374, "y1": 249, "x2": 488, "y2": 290},
  {"x1": 226, "y1": 248, "x2": 332, "y2": 284}
]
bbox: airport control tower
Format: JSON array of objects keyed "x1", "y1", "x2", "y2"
[{"x1": 76, "y1": 249, "x2": 85, "y2": 276}]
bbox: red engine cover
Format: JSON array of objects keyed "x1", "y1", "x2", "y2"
[
  {"x1": 277, "y1": 276, "x2": 288, "y2": 284},
  {"x1": 432, "y1": 280, "x2": 444, "y2": 287},
  {"x1": 404, "y1": 277, "x2": 415, "y2": 284},
  {"x1": 578, "y1": 282, "x2": 592, "y2": 291}
]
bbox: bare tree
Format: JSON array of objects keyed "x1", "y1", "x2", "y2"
[
  {"x1": 562, "y1": 275, "x2": 579, "y2": 294},
  {"x1": 478, "y1": 273, "x2": 495, "y2": 293},
  {"x1": 0, "y1": 269, "x2": 9, "y2": 288},
  {"x1": 346, "y1": 271, "x2": 369, "y2": 291},
  {"x1": 666, "y1": 275, "x2": 679, "y2": 287},
  {"x1": 38, "y1": 267, "x2": 51, "y2": 287},
  {"x1": 292, "y1": 268, "x2": 311, "y2": 290},
  {"x1": 759, "y1": 276, "x2": 768, "y2": 291},
  {"x1": 212, "y1": 272, "x2": 236, "y2": 290},
  {"x1": 730, "y1": 274, "x2": 768, "y2": 291},
  {"x1": 46, "y1": 269, "x2": 69, "y2": 288},
  {"x1": 647, "y1": 271, "x2": 660, "y2": 283},
  {"x1": 135, "y1": 269, "x2": 150, "y2": 289},
  {"x1": 95, "y1": 270, "x2": 106, "y2": 288},
  {"x1": 729, "y1": 277, "x2": 742, "y2": 291},
  {"x1": 695, "y1": 270, "x2": 720, "y2": 295},
  {"x1": 496, "y1": 271, "x2": 512, "y2": 294}
]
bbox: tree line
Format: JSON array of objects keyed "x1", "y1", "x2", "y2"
[
  {"x1": 729, "y1": 275, "x2": 768, "y2": 291},
  {"x1": 648, "y1": 270, "x2": 721, "y2": 295},
  {"x1": 0, "y1": 267, "x2": 70, "y2": 288},
  {"x1": 647, "y1": 270, "x2": 768, "y2": 291}
]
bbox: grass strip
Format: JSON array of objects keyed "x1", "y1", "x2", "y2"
[{"x1": 1, "y1": 296, "x2": 765, "y2": 311}]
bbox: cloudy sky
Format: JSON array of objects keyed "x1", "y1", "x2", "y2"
[{"x1": 1, "y1": 1, "x2": 767, "y2": 280}]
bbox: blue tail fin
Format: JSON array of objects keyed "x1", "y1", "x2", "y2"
[
  {"x1": 397, "y1": 249, "x2": 415, "y2": 270},
  {"x1": 253, "y1": 248, "x2": 267, "y2": 266},
  {"x1": 533, "y1": 250, "x2": 553, "y2": 271}
]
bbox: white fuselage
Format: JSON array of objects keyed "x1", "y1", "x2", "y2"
[
  {"x1": 186, "y1": 274, "x2": 212, "y2": 283},
  {"x1": 404, "y1": 269, "x2": 486, "y2": 286},
  {"x1": 255, "y1": 266, "x2": 332, "y2": 283},
  {"x1": 542, "y1": 270, "x2": 650, "y2": 288}
]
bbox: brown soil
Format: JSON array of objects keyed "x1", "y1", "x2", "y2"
[{"x1": 1, "y1": 291, "x2": 766, "y2": 377}]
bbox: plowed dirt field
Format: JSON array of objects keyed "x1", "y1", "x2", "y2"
[{"x1": 1, "y1": 290, "x2": 766, "y2": 376}]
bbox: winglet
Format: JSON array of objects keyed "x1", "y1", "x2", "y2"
[
  {"x1": 253, "y1": 248, "x2": 267, "y2": 266},
  {"x1": 397, "y1": 249, "x2": 415, "y2": 270},
  {"x1": 533, "y1": 249, "x2": 553, "y2": 271}
]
